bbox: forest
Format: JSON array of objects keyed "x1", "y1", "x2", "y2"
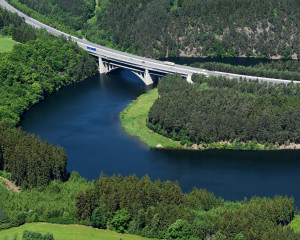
[
  {"x1": 0, "y1": 8, "x2": 97, "y2": 190},
  {"x1": 0, "y1": 7, "x2": 98, "y2": 127},
  {"x1": 7, "y1": 0, "x2": 300, "y2": 59},
  {"x1": 148, "y1": 74, "x2": 300, "y2": 149},
  {"x1": 192, "y1": 60, "x2": 300, "y2": 81},
  {"x1": 0, "y1": 172, "x2": 299, "y2": 240},
  {"x1": 0, "y1": 6, "x2": 37, "y2": 43},
  {"x1": 0, "y1": 122, "x2": 67, "y2": 188}
]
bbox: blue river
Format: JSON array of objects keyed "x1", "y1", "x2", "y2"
[{"x1": 21, "y1": 68, "x2": 300, "y2": 205}]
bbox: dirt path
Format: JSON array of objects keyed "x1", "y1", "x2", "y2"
[{"x1": 0, "y1": 176, "x2": 20, "y2": 193}]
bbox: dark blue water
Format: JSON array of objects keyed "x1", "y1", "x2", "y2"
[{"x1": 21, "y1": 70, "x2": 300, "y2": 205}]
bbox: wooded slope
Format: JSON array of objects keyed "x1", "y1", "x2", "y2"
[{"x1": 8, "y1": 0, "x2": 300, "y2": 59}]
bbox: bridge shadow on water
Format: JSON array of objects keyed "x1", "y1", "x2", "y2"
[{"x1": 109, "y1": 68, "x2": 159, "y2": 86}]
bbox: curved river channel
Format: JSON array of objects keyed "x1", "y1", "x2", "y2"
[{"x1": 21, "y1": 70, "x2": 300, "y2": 205}]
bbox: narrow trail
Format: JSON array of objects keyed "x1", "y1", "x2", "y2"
[{"x1": 0, "y1": 177, "x2": 20, "y2": 193}]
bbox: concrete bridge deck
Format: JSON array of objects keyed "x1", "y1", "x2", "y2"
[{"x1": 0, "y1": 0, "x2": 298, "y2": 85}]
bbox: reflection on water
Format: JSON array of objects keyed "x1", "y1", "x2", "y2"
[{"x1": 21, "y1": 69, "x2": 300, "y2": 205}]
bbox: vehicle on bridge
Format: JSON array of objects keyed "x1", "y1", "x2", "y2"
[
  {"x1": 87, "y1": 46, "x2": 96, "y2": 51},
  {"x1": 164, "y1": 61, "x2": 175, "y2": 66}
]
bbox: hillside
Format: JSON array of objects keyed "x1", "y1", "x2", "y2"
[{"x1": 7, "y1": 0, "x2": 300, "y2": 59}]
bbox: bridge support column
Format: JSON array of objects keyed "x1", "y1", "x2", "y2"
[
  {"x1": 186, "y1": 74, "x2": 193, "y2": 84},
  {"x1": 98, "y1": 57, "x2": 108, "y2": 74},
  {"x1": 144, "y1": 69, "x2": 154, "y2": 85}
]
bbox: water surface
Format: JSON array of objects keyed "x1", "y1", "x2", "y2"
[{"x1": 21, "y1": 69, "x2": 300, "y2": 205}]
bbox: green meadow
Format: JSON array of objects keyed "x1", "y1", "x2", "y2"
[
  {"x1": 120, "y1": 88, "x2": 181, "y2": 149},
  {"x1": 0, "y1": 37, "x2": 17, "y2": 53},
  {"x1": 0, "y1": 222, "x2": 157, "y2": 240}
]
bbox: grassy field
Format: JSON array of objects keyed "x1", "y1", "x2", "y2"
[
  {"x1": 120, "y1": 88, "x2": 181, "y2": 149},
  {"x1": 0, "y1": 223, "x2": 157, "y2": 240},
  {"x1": 0, "y1": 37, "x2": 18, "y2": 53}
]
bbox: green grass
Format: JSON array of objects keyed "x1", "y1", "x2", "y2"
[
  {"x1": 0, "y1": 223, "x2": 157, "y2": 240},
  {"x1": 171, "y1": 0, "x2": 180, "y2": 11},
  {"x1": 0, "y1": 37, "x2": 18, "y2": 53},
  {"x1": 120, "y1": 88, "x2": 181, "y2": 149},
  {"x1": 290, "y1": 215, "x2": 300, "y2": 233}
]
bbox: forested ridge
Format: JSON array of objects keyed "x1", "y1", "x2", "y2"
[
  {"x1": 148, "y1": 75, "x2": 300, "y2": 149},
  {"x1": 7, "y1": 0, "x2": 300, "y2": 59}
]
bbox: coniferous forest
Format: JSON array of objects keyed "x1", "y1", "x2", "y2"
[
  {"x1": 7, "y1": 0, "x2": 300, "y2": 59},
  {"x1": 148, "y1": 74, "x2": 300, "y2": 149}
]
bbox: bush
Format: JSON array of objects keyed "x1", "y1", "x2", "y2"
[
  {"x1": 110, "y1": 209, "x2": 131, "y2": 233},
  {"x1": 12, "y1": 213, "x2": 26, "y2": 227},
  {"x1": 22, "y1": 230, "x2": 54, "y2": 240},
  {"x1": 166, "y1": 219, "x2": 192, "y2": 240},
  {"x1": 91, "y1": 207, "x2": 106, "y2": 229}
]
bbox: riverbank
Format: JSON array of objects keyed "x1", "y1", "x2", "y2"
[
  {"x1": 120, "y1": 88, "x2": 182, "y2": 149},
  {"x1": 121, "y1": 88, "x2": 300, "y2": 151}
]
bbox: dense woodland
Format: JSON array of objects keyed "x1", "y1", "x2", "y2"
[
  {"x1": 148, "y1": 75, "x2": 300, "y2": 148},
  {"x1": 0, "y1": 34, "x2": 97, "y2": 126},
  {"x1": 7, "y1": 0, "x2": 300, "y2": 59},
  {"x1": 0, "y1": 6, "x2": 37, "y2": 43},
  {"x1": 0, "y1": 172, "x2": 299, "y2": 239},
  {"x1": 0, "y1": 123, "x2": 67, "y2": 188},
  {"x1": 192, "y1": 60, "x2": 300, "y2": 81},
  {"x1": 0, "y1": 9, "x2": 97, "y2": 186}
]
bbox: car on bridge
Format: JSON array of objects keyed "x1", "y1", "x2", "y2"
[
  {"x1": 164, "y1": 61, "x2": 175, "y2": 66},
  {"x1": 87, "y1": 46, "x2": 96, "y2": 51}
]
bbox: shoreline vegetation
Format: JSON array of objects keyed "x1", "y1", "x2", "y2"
[
  {"x1": 120, "y1": 89, "x2": 182, "y2": 149},
  {"x1": 121, "y1": 78, "x2": 300, "y2": 151}
]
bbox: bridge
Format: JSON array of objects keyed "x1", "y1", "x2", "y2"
[{"x1": 0, "y1": 0, "x2": 298, "y2": 85}]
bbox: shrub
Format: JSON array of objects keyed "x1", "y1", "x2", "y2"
[
  {"x1": 166, "y1": 219, "x2": 192, "y2": 240},
  {"x1": 22, "y1": 230, "x2": 54, "y2": 240},
  {"x1": 110, "y1": 209, "x2": 131, "y2": 233},
  {"x1": 91, "y1": 207, "x2": 106, "y2": 229}
]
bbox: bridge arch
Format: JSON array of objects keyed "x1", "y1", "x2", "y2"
[{"x1": 98, "y1": 57, "x2": 154, "y2": 85}]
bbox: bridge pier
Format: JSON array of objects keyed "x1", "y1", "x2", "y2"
[
  {"x1": 132, "y1": 69, "x2": 153, "y2": 85},
  {"x1": 186, "y1": 74, "x2": 193, "y2": 83},
  {"x1": 98, "y1": 57, "x2": 108, "y2": 74},
  {"x1": 98, "y1": 57, "x2": 118, "y2": 74}
]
